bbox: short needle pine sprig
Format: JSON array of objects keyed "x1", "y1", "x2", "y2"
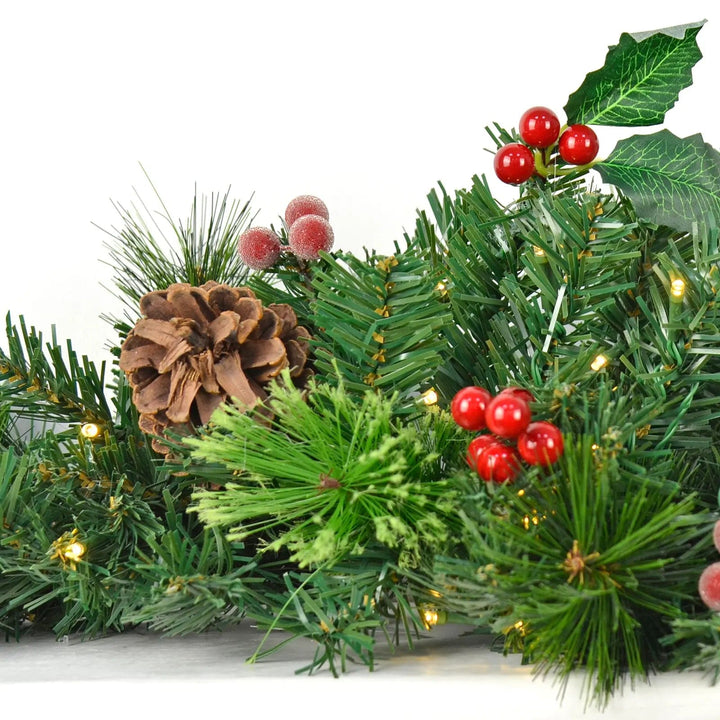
[
  {"x1": 187, "y1": 372, "x2": 462, "y2": 569},
  {"x1": 310, "y1": 248, "x2": 452, "y2": 412},
  {"x1": 0, "y1": 314, "x2": 111, "y2": 426},
  {"x1": 441, "y1": 436, "x2": 713, "y2": 707}
]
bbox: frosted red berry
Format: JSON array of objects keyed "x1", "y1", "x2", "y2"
[
  {"x1": 451, "y1": 386, "x2": 492, "y2": 431},
  {"x1": 285, "y1": 195, "x2": 330, "y2": 229},
  {"x1": 558, "y1": 124, "x2": 599, "y2": 165},
  {"x1": 477, "y1": 443, "x2": 520, "y2": 484},
  {"x1": 517, "y1": 421, "x2": 564, "y2": 466},
  {"x1": 466, "y1": 434, "x2": 500, "y2": 470},
  {"x1": 494, "y1": 143, "x2": 535, "y2": 185},
  {"x1": 519, "y1": 106, "x2": 561, "y2": 149},
  {"x1": 713, "y1": 519, "x2": 720, "y2": 554},
  {"x1": 699, "y1": 562, "x2": 720, "y2": 611},
  {"x1": 237, "y1": 227, "x2": 281, "y2": 270},
  {"x1": 498, "y1": 386, "x2": 535, "y2": 406},
  {"x1": 287, "y1": 214, "x2": 335, "y2": 260},
  {"x1": 485, "y1": 394, "x2": 531, "y2": 439}
]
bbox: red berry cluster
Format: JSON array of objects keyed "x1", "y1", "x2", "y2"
[
  {"x1": 698, "y1": 520, "x2": 720, "y2": 612},
  {"x1": 494, "y1": 106, "x2": 599, "y2": 185},
  {"x1": 237, "y1": 195, "x2": 335, "y2": 270},
  {"x1": 450, "y1": 385, "x2": 563, "y2": 484}
]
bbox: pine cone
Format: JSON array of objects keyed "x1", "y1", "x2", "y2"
[{"x1": 119, "y1": 281, "x2": 312, "y2": 453}]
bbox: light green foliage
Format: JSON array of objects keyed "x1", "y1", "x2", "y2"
[
  {"x1": 564, "y1": 21, "x2": 704, "y2": 126},
  {"x1": 188, "y1": 372, "x2": 464, "y2": 569}
]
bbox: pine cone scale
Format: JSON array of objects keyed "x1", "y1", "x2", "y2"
[{"x1": 120, "y1": 281, "x2": 313, "y2": 453}]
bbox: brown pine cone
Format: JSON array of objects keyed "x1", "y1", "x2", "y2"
[{"x1": 119, "y1": 281, "x2": 312, "y2": 453}]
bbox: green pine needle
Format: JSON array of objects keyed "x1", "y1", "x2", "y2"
[{"x1": 188, "y1": 372, "x2": 463, "y2": 569}]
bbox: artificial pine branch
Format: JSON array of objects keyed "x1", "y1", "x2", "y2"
[
  {"x1": 0, "y1": 314, "x2": 111, "y2": 426},
  {"x1": 98, "y1": 175, "x2": 254, "y2": 319},
  {"x1": 310, "y1": 248, "x2": 452, "y2": 410},
  {"x1": 436, "y1": 436, "x2": 714, "y2": 707},
  {"x1": 188, "y1": 371, "x2": 464, "y2": 569}
]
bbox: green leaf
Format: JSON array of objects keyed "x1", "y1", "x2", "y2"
[
  {"x1": 595, "y1": 130, "x2": 720, "y2": 232},
  {"x1": 564, "y1": 21, "x2": 705, "y2": 126}
]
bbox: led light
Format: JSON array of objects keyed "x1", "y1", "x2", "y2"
[
  {"x1": 591, "y1": 443, "x2": 600, "y2": 451},
  {"x1": 533, "y1": 246, "x2": 546, "y2": 257},
  {"x1": 63, "y1": 541, "x2": 86, "y2": 562},
  {"x1": 591, "y1": 354, "x2": 608, "y2": 372},
  {"x1": 80, "y1": 423, "x2": 101, "y2": 439},
  {"x1": 670, "y1": 279, "x2": 686, "y2": 298},
  {"x1": 435, "y1": 281, "x2": 446, "y2": 292},
  {"x1": 422, "y1": 608, "x2": 439, "y2": 628},
  {"x1": 421, "y1": 388, "x2": 438, "y2": 406}
]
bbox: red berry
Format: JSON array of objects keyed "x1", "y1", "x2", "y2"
[
  {"x1": 498, "y1": 386, "x2": 535, "y2": 406},
  {"x1": 713, "y1": 519, "x2": 720, "y2": 554},
  {"x1": 287, "y1": 214, "x2": 334, "y2": 260},
  {"x1": 237, "y1": 227, "x2": 281, "y2": 270},
  {"x1": 285, "y1": 195, "x2": 330, "y2": 229},
  {"x1": 494, "y1": 143, "x2": 535, "y2": 185},
  {"x1": 451, "y1": 386, "x2": 492, "y2": 431},
  {"x1": 477, "y1": 443, "x2": 520, "y2": 484},
  {"x1": 466, "y1": 434, "x2": 500, "y2": 470},
  {"x1": 699, "y1": 562, "x2": 720, "y2": 611},
  {"x1": 517, "y1": 421, "x2": 564, "y2": 466},
  {"x1": 519, "y1": 106, "x2": 561, "y2": 149},
  {"x1": 485, "y1": 394, "x2": 531, "y2": 439},
  {"x1": 558, "y1": 124, "x2": 599, "y2": 165}
]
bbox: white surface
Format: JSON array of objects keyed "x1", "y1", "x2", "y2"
[
  {"x1": 2, "y1": 1, "x2": 720, "y2": 370},
  {"x1": 1, "y1": 623, "x2": 717, "y2": 719}
]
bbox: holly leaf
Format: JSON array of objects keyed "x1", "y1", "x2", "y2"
[
  {"x1": 564, "y1": 21, "x2": 705, "y2": 127},
  {"x1": 595, "y1": 130, "x2": 720, "y2": 232}
]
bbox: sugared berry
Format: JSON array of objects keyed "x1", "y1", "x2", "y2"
[
  {"x1": 466, "y1": 434, "x2": 501, "y2": 470},
  {"x1": 237, "y1": 227, "x2": 281, "y2": 270},
  {"x1": 494, "y1": 143, "x2": 535, "y2": 185},
  {"x1": 451, "y1": 386, "x2": 492, "y2": 431},
  {"x1": 285, "y1": 195, "x2": 330, "y2": 229},
  {"x1": 485, "y1": 393, "x2": 531, "y2": 439},
  {"x1": 519, "y1": 106, "x2": 561, "y2": 148},
  {"x1": 477, "y1": 443, "x2": 520, "y2": 484},
  {"x1": 287, "y1": 214, "x2": 334, "y2": 260},
  {"x1": 558, "y1": 124, "x2": 599, "y2": 165},
  {"x1": 699, "y1": 562, "x2": 720, "y2": 611},
  {"x1": 517, "y1": 421, "x2": 564, "y2": 466}
]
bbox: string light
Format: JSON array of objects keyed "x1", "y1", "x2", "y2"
[
  {"x1": 533, "y1": 246, "x2": 546, "y2": 257},
  {"x1": 422, "y1": 607, "x2": 439, "y2": 628},
  {"x1": 670, "y1": 279, "x2": 686, "y2": 299},
  {"x1": 591, "y1": 354, "x2": 608, "y2": 372},
  {"x1": 435, "y1": 281, "x2": 447, "y2": 292},
  {"x1": 50, "y1": 529, "x2": 87, "y2": 569},
  {"x1": 513, "y1": 620, "x2": 527, "y2": 636},
  {"x1": 63, "y1": 542, "x2": 86, "y2": 562},
  {"x1": 80, "y1": 422, "x2": 101, "y2": 439},
  {"x1": 421, "y1": 388, "x2": 439, "y2": 406}
]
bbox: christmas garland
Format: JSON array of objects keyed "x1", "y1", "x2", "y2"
[{"x1": 2, "y1": 20, "x2": 720, "y2": 708}]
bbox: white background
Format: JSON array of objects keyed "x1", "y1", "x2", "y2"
[
  {"x1": 1, "y1": 1, "x2": 719, "y2": 368},
  {"x1": 2, "y1": 3, "x2": 720, "y2": 713}
]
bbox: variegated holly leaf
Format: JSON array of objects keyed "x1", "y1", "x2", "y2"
[
  {"x1": 565, "y1": 21, "x2": 704, "y2": 127},
  {"x1": 595, "y1": 130, "x2": 720, "y2": 232}
]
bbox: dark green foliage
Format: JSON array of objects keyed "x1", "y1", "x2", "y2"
[
  {"x1": 99, "y1": 175, "x2": 254, "y2": 319},
  {"x1": 309, "y1": 248, "x2": 452, "y2": 412},
  {"x1": 435, "y1": 437, "x2": 714, "y2": 706},
  {"x1": 564, "y1": 21, "x2": 704, "y2": 126},
  {"x1": 0, "y1": 314, "x2": 111, "y2": 424}
]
